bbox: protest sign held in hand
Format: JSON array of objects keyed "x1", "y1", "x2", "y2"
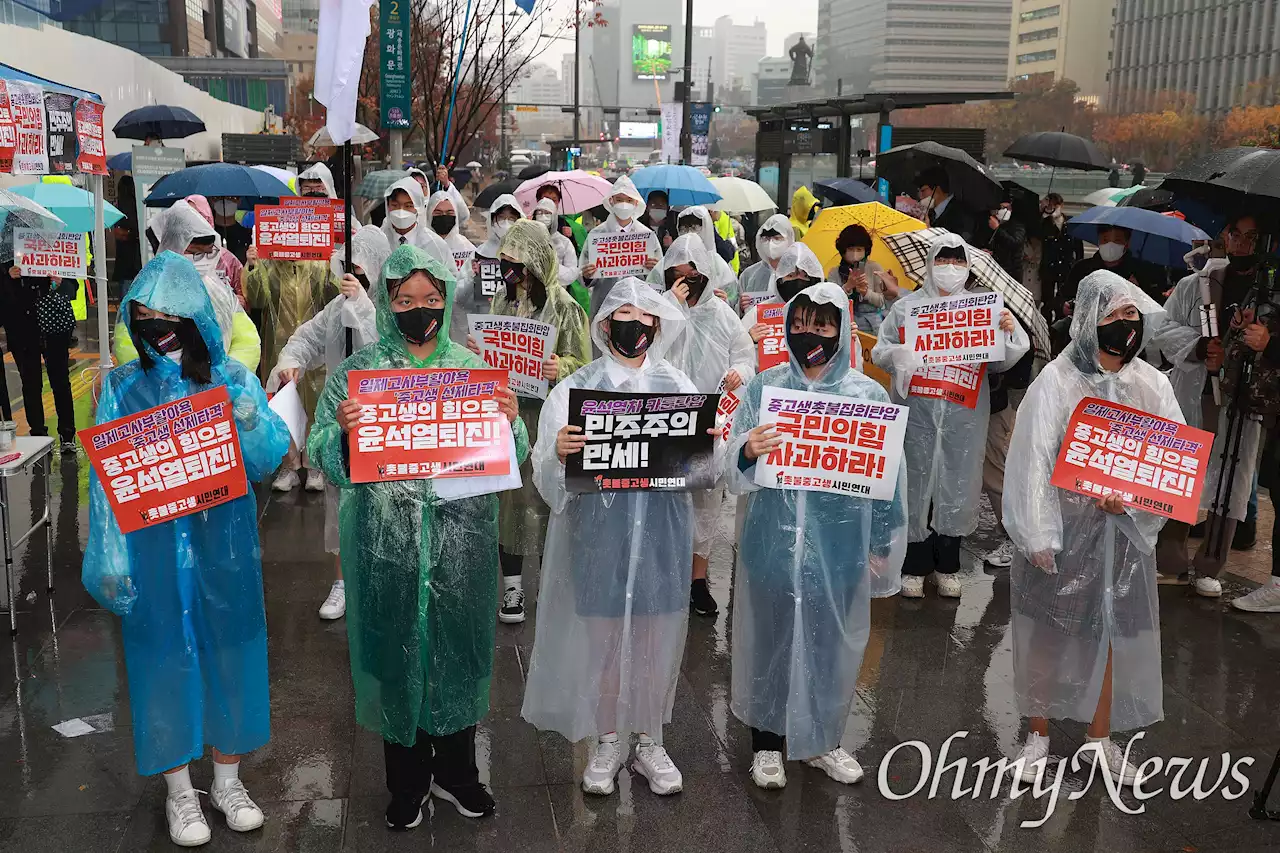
[
  {"x1": 716, "y1": 387, "x2": 741, "y2": 441},
  {"x1": 254, "y1": 204, "x2": 335, "y2": 261},
  {"x1": 588, "y1": 232, "x2": 653, "y2": 279},
  {"x1": 279, "y1": 196, "x2": 344, "y2": 241},
  {"x1": 469, "y1": 315, "x2": 558, "y2": 399},
  {"x1": 15, "y1": 229, "x2": 86, "y2": 279},
  {"x1": 1050, "y1": 397, "x2": 1213, "y2": 523},
  {"x1": 476, "y1": 258, "x2": 502, "y2": 298},
  {"x1": 904, "y1": 291, "x2": 1005, "y2": 365},
  {"x1": 908, "y1": 362, "x2": 986, "y2": 409},
  {"x1": 566, "y1": 389, "x2": 720, "y2": 492},
  {"x1": 452, "y1": 248, "x2": 475, "y2": 274},
  {"x1": 757, "y1": 301, "x2": 859, "y2": 372}
]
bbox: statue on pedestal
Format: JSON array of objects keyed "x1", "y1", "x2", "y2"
[{"x1": 789, "y1": 36, "x2": 814, "y2": 86}]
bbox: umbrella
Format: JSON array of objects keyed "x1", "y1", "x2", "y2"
[
  {"x1": 112, "y1": 105, "x2": 206, "y2": 140},
  {"x1": 801, "y1": 202, "x2": 926, "y2": 291},
  {"x1": 107, "y1": 152, "x2": 132, "y2": 171},
  {"x1": 308, "y1": 122, "x2": 378, "y2": 148},
  {"x1": 516, "y1": 170, "x2": 614, "y2": 215},
  {"x1": 1003, "y1": 131, "x2": 1110, "y2": 171},
  {"x1": 1081, "y1": 185, "x2": 1147, "y2": 207},
  {"x1": 465, "y1": 161, "x2": 483, "y2": 170},
  {"x1": 517, "y1": 164, "x2": 551, "y2": 180},
  {"x1": 876, "y1": 141, "x2": 1004, "y2": 212},
  {"x1": 475, "y1": 178, "x2": 525, "y2": 210},
  {"x1": 706, "y1": 176, "x2": 777, "y2": 213},
  {"x1": 0, "y1": 190, "x2": 67, "y2": 264},
  {"x1": 813, "y1": 177, "x2": 880, "y2": 206},
  {"x1": 881, "y1": 227, "x2": 1053, "y2": 362},
  {"x1": 357, "y1": 169, "x2": 409, "y2": 200},
  {"x1": 143, "y1": 163, "x2": 295, "y2": 208},
  {"x1": 1162, "y1": 147, "x2": 1280, "y2": 215},
  {"x1": 630, "y1": 164, "x2": 722, "y2": 207},
  {"x1": 251, "y1": 164, "x2": 298, "y2": 190},
  {"x1": 8, "y1": 182, "x2": 124, "y2": 232},
  {"x1": 1065, "y1": 205, "x2": 1210, "y2": 267}
]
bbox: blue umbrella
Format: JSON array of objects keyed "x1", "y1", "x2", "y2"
[
  {"x1": 630, "y1": 164, "x2": 722, "y2": 207},
  {"x1": 814, "y1": 177, "x2": 879, "y2": 206},
  {"x1": 1065, "y1": 205, "x2": 1209, "y2": 268},
  {"x1": 8, "y1": 182, "x2": 124, "y2": 231},
  {"x1": 144, "y1": 163, "x2": 296, "y2": 208},
  {"x1": 107, "y1": 152, "x2": 132, "y2": 171},
  {"x1": 112, "y1": 105, "x2": 206, "y2": 140}
]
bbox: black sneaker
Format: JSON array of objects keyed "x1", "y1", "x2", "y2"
[
  {"x1": 59, "y1": 440, "x2": 78, "y2": 456},
  {"x1": 499, "y1": 586, "x2": 526, "y2": 624},
  {"x1": 1233, "y1": 519, "x2": 1257, "y2": 551},
  {"x1": 430, "y1": 781, "x2": 495, "y2": 818},
  {"x1": 690, "y1": 578, "x2": 718, "y2": 617},
  {"x1": 385, "y1": 792, "x2": 427, "y2": 830}
]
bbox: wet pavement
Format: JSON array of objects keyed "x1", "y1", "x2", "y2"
[{"x1": 2, "y1": 459, "x2": 1280, "y2": 853}]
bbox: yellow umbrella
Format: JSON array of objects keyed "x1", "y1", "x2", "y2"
[{"x1": 802, "y1": 202, "x2": 925, "y2": 292}]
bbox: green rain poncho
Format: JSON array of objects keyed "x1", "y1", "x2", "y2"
[
  {"x1": 490, "y1": 220, "x2": 591, "y2": 556},
  {"x1": 308, "y1": 244, "x2": 530, "y2": 745},
  {"x1": 243, "y1": 258, "x2": 338, "y2": 416}
]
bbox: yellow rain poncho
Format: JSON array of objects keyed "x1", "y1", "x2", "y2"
[{"x1": 789, "y1": 186, "x2": 820, "y2": 239}]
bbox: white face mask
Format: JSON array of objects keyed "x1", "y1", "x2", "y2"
[
  {"x1": 187, "y1": 252, "x2": 218, "y2": 276},
  {"x1": 212, "y1": 199, "x2": 238, "y2": 217},
  {"x1": 648, "y1": 207, "x2": 668, "y2": 222},
  {"x1": 534, "y1": 212, "x2": 554, "y2": 226},
  {"x1": 762, "y1": 239, "x2": 786, "y2": 261},
  {"x1": 918, "y1": 192, "x2": 935, "y2": 211},
  {"x1": 1098, "y1": 242, "x2": 1126, "y2": 263},
  {"x1": 388, "y1": 208, "x2": 418, "y2": 230},
  {"x1": 492, "y1": 220, "x2": 514, "y2": 239},
  {"x1": 612, "y1": 202, "x2": 636, "y2": 221},
  {"x1": 932, "y1": 264, "x2": 969, "y2": 294},
  {"x1": 996, "y1": 208, "x2": 1011, "y2": 222}
]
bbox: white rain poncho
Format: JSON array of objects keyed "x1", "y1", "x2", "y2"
[
  {"x1": 872, "y1": 234, "x2": 1031, "y2": 541},
  {"x1": 408, "y1": 166, "x2": 470, "y2": 227},
  {"x1": 580, "y1": 175, "x2": 661, "y2": 320},
  {"x1": 726, "y1": 282, "x2": 906, "y2": 758},
  {"x1": 737, "y1": 213, "x2": 796, "y2": 307},
  {"x1": 673, "y1": 204, "x2": 739, "y2": 307},
  {"x1": 536, "y1": 197, "x2": 581, "y2": 289},
  {"x1": 154, "y1": 199, "x2": 242, "y2": 354},
  {"x1": 522, "y1": 277, "x2": 697, "y2": 743},
  {"x1": 1004, "y1": 270, "x2": 1180, "y2": 730},
  {"x1": 380, "y1": 178, "x2": 453, "y2": 270},
  {"x1": 426, "y1": 190, "x2": 478, "y2": 345},
  {"x1": 298, "y1": 162, "x2": 337, "y2": 197},
  {"x1": 462, "y1": 193, "x2": 525, "y2": 332}
]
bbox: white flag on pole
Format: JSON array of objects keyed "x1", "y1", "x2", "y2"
[{"x1": 315, "y1": 0, "x2": 375, "y2": 145}]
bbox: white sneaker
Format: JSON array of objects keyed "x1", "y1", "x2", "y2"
[
  {"x1": 750, "y1": 750, "x2": 786, "y2": 789},
  {"x1": 805, "y1": 747, "x2": 863, "y2": 784},
  {"x1": 1013, "y1": 732, "x2": 1050, "y2": 783},
  {"x1": 305, "y1": 468, "x2": 326, "y2": 492},
  {"x1": 1079, "y1": 737, "x2": 1138, "y2": 786},
  {"x1": 984, "y1": 539, "x2": 1016, "y2": 567},
  {"x1": 633, "y1": 741, "x2": 683, "y2": 795},
  {"x1": 1232, "y1": 581, "x2": 1280, "y2": 612},
  {"x1": 318, "y1": 581, "x2": 346, "y2": 620},
  {"x1": 165, "y1": 788, "x2": 211, "y2": 847},
  {"x1": 272, "y1": 469, "x2": 300, "y2": 492},
  {"x1": 931, "y1": 572, "x2": 962, "y2": 598},
  {"x1": 900, "y1": 576, "x2": 925, "y2": 598},
  {"x1": 582, "y1": 736, "x2": 627, "y2": 795},
  {"x1": 1194, "y1": 576, "x2": 1222, "y2": 598},
  {"x1": 210, "y1": 779, "x2": 265, "y2": 832}
]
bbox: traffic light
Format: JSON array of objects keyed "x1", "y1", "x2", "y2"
[{"x1": 713, "y1": 105, "x2": 721, "y2": 113}]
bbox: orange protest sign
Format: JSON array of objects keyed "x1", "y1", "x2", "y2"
[{"x1": 279, "y1": 196, "x2": 344, "y2": 241}]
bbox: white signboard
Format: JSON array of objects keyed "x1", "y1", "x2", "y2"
[
  {"x1": 15, "y1": 229, "x2": 86, "y2": 279},
  {"x1": 904, "y1": 291, "x2": 1006, "y2": 366},
  {"x1": 469, "y1": 315, "x2": 558, "y2": 400}
]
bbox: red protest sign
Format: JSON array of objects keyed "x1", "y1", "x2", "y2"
[
  {"x1": 1050, "y1": 397, "x2": 1212, "y2": 523},
  {"x1": 279, "y1": 196, "x2": 344, "y2": 240},
  {"x1": 73, "y1": 99, "x2": 107, "y2": 175},
  {"x1": 347, "y1": 368, "x2": 512, "y2": 484},
  {"x1": 0, "y1": 81, "x2": 16, "y2": 174},
  {"x1": 78, "y1": 387, "x2": 247, "y2": 534},
  {"x1": 756, "y1": 300, "x2": 858, "y2": 371},
  {"x1": 254, "y1": 204, "x2": 334, "y2": 260},
  {"x1": 907, "y1": 362, "x2": 986, "y2": 409}
]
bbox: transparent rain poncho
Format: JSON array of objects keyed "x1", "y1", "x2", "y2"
[
  {"x1": 426, "y1": 190, "x2": 478, "y2": 345},
  {"x1": 738, "y1": 213, "x2": 796, "y2": 304},
  {"x1": 380, "y1": 177, "x2": 453, "y2": 268},
  {"x1": 298, "y1": 162, "x2": 337, "y2": 197},
  {"x1": 1004, "y1": 270, "x2": 1180, "y2": 730},
  {"x1": 521, "y1": 277, "x2": 697, "y2": 743},
  {"x1": 671, "y1": 204, "x2": 739, "y2": 307},
  {"x1": 460, "y1": 193, "x2": 525, "y2": 336},
  {"x1": 490, "y1": 220, "x2": 592, "y2": 557},
  {"x1": 579, "y1": 175, "x2": 661, "y2": 319},
  {"x1": 82, "y1": 251, "x2": 290, "y2": 775},
  {"x1": 308, "y1": 244, "x2": 530, "y2": 744},
  {"x1": 726, "y1": 282, "x2": 906, "y2": 759},
  {"x1": 536, "y1": 196, "x2": 582, "y2": 290},
  {"x1": 408, "y1": 165, "x2": 470, "y2": 226},
  {"x1": 871, "y1": 234, "x2": 1030, "y2": 541}
]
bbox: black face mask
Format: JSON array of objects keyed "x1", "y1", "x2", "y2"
[
  {"x1": 609, "y1": 318, "x2": 654, "y2": 357},
  {"x1": 501, "y1": 259, "x2": 525, "y2": 301},
  {"x1": 776, "y1": 276, "x2": 817, "y2": 302},
  {"x1": 431, "y1": 214, "x2": 456, "y2": 236},
  {"x1": 1097, "y1": 316, "x2": 1144, "y2": 363},
  {"x1": 354, "y1": 272, "x2": 371, "y2": 290},
  {"x1": 1228, "y1": 253, "x2": 1259, "y2": 272},
  {"x1": 302, "y1": 191, "x2": 328, "y2": 198},
  {"x1": 134, "y1": 318, "x2": 182, "y2": 354},
  {"x1": 395, "y1": 306, "x2": 444, "y2": 345},
  {"x1": 787, "y1": 329, "x2": 840, "y2": 368}
]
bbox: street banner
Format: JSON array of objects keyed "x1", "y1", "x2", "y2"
[
  {"x1": 379, "y1": 0, "x2": 412, "y2": 129},
  {"x1": 757, "y1": 301, "x2": 857, "y2": 371},
  {"x1": 78, "y1": 387, "x2": 247, "y2": 534},
  {"x1": 476, "y1": 257, "x2": 502, "y2": 298},
  {"x1": 566, "y1": 389, "x2": 719, "y2": 492},
  {"x1": 452, "y1": 247, "x2": 474, "y2": 273},
  {"x1": 904, "y1": 291, "x2": 1005, "y2": 365},
  {"x1": 254, "y1": 204, "x2": 335, "y2": 261},
  {"x1": 588, "y1": 232, "x2": 653, "y2": 278},
  {"x1": 1050, "y1": 397, "x2": 1213, "y2": 523},
  {"x1": 754, "y1": 385, "x2": 907, "y2": 500},
  {"x1": 15, "y1": 229, "x2": 86, "y2": 279},
  {"x1": 690, "y1": 103, "x2": 712, "y2": 167},
  {"x1": 279, "y1": 196, "x2": 344, "y2": 240},
  {"x1": 0, "y1": 82, "x2": 17, "y2": 174},
  {"x1": 908, "y1": 362, "x2": 986, "y2": 409},
  {"x1": 73, "y1": 99, "x2": 107, "y2": 175},
  {"x1": 8, "y1": 81, "x2": 49, "y2": 175},
  {"x1": 468, "y1": 315, "x2": 557, "y2": 400},
  {"x1": 43, "y1": 91, "x2": 76, "y2": 174},
  {"x1": 347, "y1": 368, "x2": 512, "y2": 483}
]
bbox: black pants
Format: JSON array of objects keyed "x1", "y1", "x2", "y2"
[
  {"x1": 499, "y1": 546, "x2": 522, "y2": 579},
  {"x1": 383, "y1": 725, "x2": 479, "y2": 797},
  {"x1": 10, "y1": 334, "x2": 74, "y2": 441},
  {"x1": 904, "y1": 531, "x2": 962, "y2": 577},
  {"x1": 751, "y1": 727, "x2": 785, "y2": 753}
]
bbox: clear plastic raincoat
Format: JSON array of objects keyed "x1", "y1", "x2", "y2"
[
  {"x1": 380, "y1": 178, "x2": 453, "y2": 267},
  {"x1": 307, "y1": 244, "x2": 530, "y2": 745},
  {"x1": 426, "y1": 190, "x2": 478, "y2": 345},
  {"x1": 460, "y1": 193, "x2": 525, "y2": 335},
  {"x1": 521, "y1": 278, "x2": 697, "y2": 743},
  {"x1": 407, "y1": 166, "x2": 470, "y2": 227},
  {"x1": 871, "y1": 234, "x2": 1030, "y2": 541},
  {"x1": 738, "y1": 214, "x2": 797, "y2": 303},
  {"x1": 579, "y1": 176, "x2": 661, "y2": 319},
  {"x1": 726, "y1": 282, "x2": 906, "y2": 758},
  {"x1": 491, "y1": 220, "x2": 591, "y2": 556},
  {"x1": 82, "y1": 252, "x2": 290, "y2": 775},
  {"x1": 1004, "y1": 270, "x2": 1180, "y2": 729},
  {"x1": 535, "y1": 197, "x2": 583, "y2": 290},
  {"x1": 671, "y1": 204, "x2": 739, "y2": 307}
]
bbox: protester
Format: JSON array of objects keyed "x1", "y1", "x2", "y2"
[
  {"x1": 1003, "y1": 270, "x2": 1178, "y2": 786},
  {"x1": 742, "y1": 244, "x2": 838, "y2": 364},
  {"x1": 788, "y1": 186, "x2": 820, "y2": 239},
  {"x1": 639, "y1": 189, "x2": 670, "y2": 231},
  {"x1": 707, "y1": 202, "x2": 741, "y2": 273},
  {"x1": 915, "y1": 167, "x2": 977, "y2": 243},
  {"x1": 871, "y1": 235, "x2": 1030, "y2": 598},
  {"x1": 425, "y1": 163, "x2": 470, "y2": 227},
  {"x1": 185, "y1": 194, "x2": 245, "y2": 305},
  {"x1": 464, "y1": 194, "x2": 525, "y2": 329},
  {"x1": 379, "y1": 178, "x2": 450, "y2": 260},
  {"x1": 82, "y1": 252, "x2": 289, "y2": 846},
  {"x1": 580, "y1": 176, "x2": 660, "y2": 321},
  {"x1": 672, "y1": 205, "x2": 740, "y2": 306},
  {"x1": 978, "y1": 199, "x2": 1027, "y2": 283},
  {"x1": 1039, "y1": 194, "x2": 1082, "y2": 321},
  {"x1": 1061, "y1": 225, "x2": 1163, "y2": 311},
  {"x1": 737, "y1": 214, "x2": 796, "y2": 312},
  {"x1": 727, "y1": 282, "x2": 906, "y2": 788},
  {"x1": 522, "y1": 278, "x2": 696, "y2": 798},
  {"x1": 210, "y1": 196, "x2": 253, "y2": 264},
  {"x1": 533, "y1": 197, "x2": 591, "y2": 314},
  {"x1": 1131, "y1": 161, "x2": 1146, "y2": 187},
  {"x1": 825, "y1": 223, "x2": 899, "y2": 332},
  {"x1": 425, "y1": 190, "x2": 477, "y2": 345}
]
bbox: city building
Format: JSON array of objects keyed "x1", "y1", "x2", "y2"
[
  {"x1": 279, "y1": 30, "x2": 315, "y2": 87},
  {"x1": 561, "y1": 53, "x2": 577, "y2": 107},
  {"x1": 1107, "y1": 0, "x2": 1280, "y2": 114},
  {"x1": 584, "y1": 0, "x2": 687, "y2": 113},
  {"x1": 508, "y1": 63, "x2": 572, "y2": 143},
  {"x1": 691, "y1": 25, "x2": 716, "y2": 99},
  {"x1": 1007, "y1": 0, "x2": 1113, "y2": 104},
  {"x1": 57, "y1": 0, "x2": 282, "y2": 58},
  {"x1": 814, "y1": 0, "x2": 1011, "y2": 94},
  {"x1": 755, "y1": 56, "x2": 793, "y2": 105},
  {"x1": 280, "y1": 0, "x2": 315, "y2": 33},
  {"x1": 156, "y1": 55, "x2": 287, "y2": 113},
  {"x1": 712, "y1": 15, "x2": 767, "y2": 92}
]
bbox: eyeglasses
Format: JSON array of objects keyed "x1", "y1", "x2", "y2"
[{"x1": 1228, "y1": 228, "x2": 1260, "y2": 242}]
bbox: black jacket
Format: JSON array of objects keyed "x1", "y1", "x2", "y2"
[
  {"x1": 2, "y1": 272, "x2": 76, "y2": 348},
  {"x1": 976, "y1": 218, "x2": 1026, "y2": 283},
  {"x1": 928, "y1": 199, "x2": 978, "y2": 243}
]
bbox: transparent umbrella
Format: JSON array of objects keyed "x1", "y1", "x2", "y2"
[
  {"x1": 0, "y1": 189, "x2": 67, "y2": 263},
  {"x1": 308, "y1": 123, "x2": 379, "y2": 148}
]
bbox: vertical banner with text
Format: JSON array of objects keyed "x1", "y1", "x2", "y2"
[
  {"x1": 73, "y1": 99, "x2": 108, "y2": 175},
  {"x1": 0, "y1": 81, "x2": 16, "y2": 174},
  {"x1": 9, "y1": 81, "x2": 49, "y2": 175},
  {"x1": 43, "y1": 91, "x2": 76, "y2": 174},
  {"x1": 380, "y1": 0, "x2": 411, "y2": 130}
]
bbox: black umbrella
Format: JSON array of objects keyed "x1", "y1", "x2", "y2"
[
  {"x1": 475, "y1": 178, "x2": 522, "y2": 210},
  {"x1": 1164, "y1": 147, "x2": 1280, "y2": 204},
  {"x1": 1003, "y1": 131, "x2": 1110, "y2": 171},
  {"x1": 876, "y1": 141, "x2": 1004, "y2": 212},
  {"x1": 113, "y1": 105, "x2": 207, "y2": 140},
  {"x1": 1000, "y1": 180, "x2": 1040, "y2": 226},
  {"x1": 518, "y1": 164, "x2": 551, "y2": 180},
  {"x1": 813, "y1": 177, "x2": 879, "y2": 206},
  {"x1": 1117, "y1": 187, "x2": 1178, "y2": 211}
]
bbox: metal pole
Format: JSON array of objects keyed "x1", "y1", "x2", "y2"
[
  {"x1": 679, "y1": 0, "x2": 693, "y2": 164},
  {"x1": 573, "y1": 0, "x2": 581, "y2": 142},
  {"x1": 92, "y1": 175, "x2": 109, "y2": 372},
  {"x1": 390, "y1": 130, "x2": 404, "y2": 169},
  {"x1": 501, "y1": 0, "x2": 508, "y2": 170},
  {"x1": 343, "y1": 141, "x2": 355, "y2": 356}
]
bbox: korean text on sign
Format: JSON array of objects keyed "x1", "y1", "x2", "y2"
[
  {"x1": 347, "y1": 368, "x2": 512, "y2": 484},
  {"x1": 754, "y1": 385, "x2": 907, "y2": 500},
  {"x1": 469, "y1": 315, "x2": 558, "y2": 400},
  {"x1": 476, "y1": 258, "x2": 502, "y2": 298},
  {"x1": 904, "y1": 291, "x2": 1005, "y2": 365},
  {"x1": 1050, "y1": 397, "x2": 1212, "y2": 522},
  {"x1": 589, "y1": 232, "x2": 653, "y2": 278},
  {"x1": 757, "y1": 301, "x2": 858, "y2": 371},
  {"x1": 908, "y1": 362, "x2": 986, "y2": 409},
  {"x1": 15, "y1": 229, "x2": 86, "y2": 279},
  {"x1": 78, "y1": 386, "x2": 247, "y2": 534},
  {"x1": 253, "y1": 205, "x2": 335, "y2": 261},
  {"x1": 279, "y1": 196, "x2": 345, "y2": 241}
]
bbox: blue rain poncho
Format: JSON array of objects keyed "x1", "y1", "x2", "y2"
[
  {"x1": 726, "y1": 282, "x2": 906, "y2": 759},
  {"x1": 871, "y1": 233, "x2": 1031, "y2": 541},
  {"x1": 307, "y1": 244, "x2": 530, "y2": 745},
  {"x1": 81, "y1": 251, "x2": 290, "y2": 775},
  {"x1": 1004, "y1": 270, "x2": 1180, "y2": 729},
  {"x1": 521, "y1": 278, "x2": 697, "y2": 743}
]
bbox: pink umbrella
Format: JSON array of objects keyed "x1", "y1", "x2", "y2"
[{"x1": 514, "y1": 170, "x2": 614, "y2": 215}]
